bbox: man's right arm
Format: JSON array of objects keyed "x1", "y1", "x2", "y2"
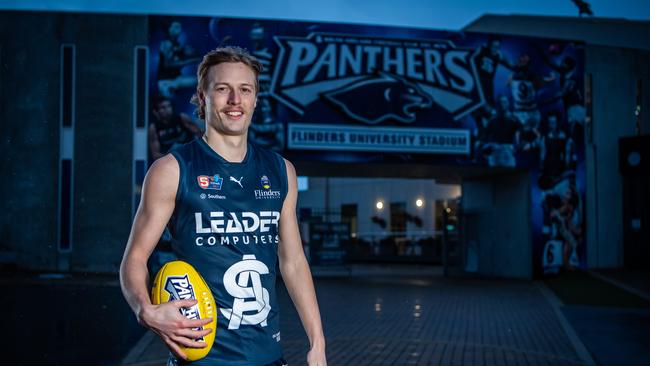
[{"x1": 119, "y1": 154, "x2": 211, "y2": 360}]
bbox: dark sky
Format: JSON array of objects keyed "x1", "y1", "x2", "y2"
[{"x1": 1, "y1": 0, "x2": 649, "y2": 30}]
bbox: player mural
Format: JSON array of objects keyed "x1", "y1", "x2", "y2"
[{"x1": 149, "y1": 16, "x2": 586, "y2": 277}]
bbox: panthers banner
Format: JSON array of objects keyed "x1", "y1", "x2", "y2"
[{"x1": 148, "y1": 16, "x2": 586, "y2": 277}]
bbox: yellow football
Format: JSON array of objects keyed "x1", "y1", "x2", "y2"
[{"x1": 151, "y1": 260, "x2": 217, "y2": 361}]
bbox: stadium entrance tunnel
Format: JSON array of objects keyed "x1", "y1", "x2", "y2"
[{"x1": 292, "y1": 161, "x2": 533, "y2": 279}]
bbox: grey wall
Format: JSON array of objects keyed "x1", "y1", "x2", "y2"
[
  {"x1": 67, "y1": 13, "x2": 147, "y2": 272},
  {"x1": 0, "y1": 11, "x2": 147, "y2": 272},
  {"x1": 463, "y1": 15, "x2": 650, "y2": 51},
  {"x1": 585, "y1": 45, "x2": 650, "y2": 268},
  {"x1": 462, "y1": 172, "x2": 532, "y2": 279},
  {"x1": 0, "y1": 12, "x2": 61, "y2": 269}
]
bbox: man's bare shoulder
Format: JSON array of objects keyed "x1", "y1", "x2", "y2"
[
  {"x1": 144, "y1": 155, "x2": 180, "y2": 198},
  {"x1": 149, "y1": 154, "x2": 179, "y2": 178},
  {"x1": 282, "y1": 157, "x2": 296, "y2": 175}
]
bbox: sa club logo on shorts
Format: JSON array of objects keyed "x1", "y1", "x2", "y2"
[{"x1": 197, "y1": 174, "x2": 223, "y2": 190}]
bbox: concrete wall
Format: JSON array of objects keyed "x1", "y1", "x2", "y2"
[
  {"x1": 70, "y1": 13, "x2": 148, "y2": 272},
  {"x1": 462, "y1": 172, "x2": 532, "y2": 279},
  {"x1": 463, "y1": 15, "x2": 650, "y2": 51},
  {"x1": 0, "y1": 11, "x2": 147, "y2": 272},
  {"x1": 585, "y1": 45, "x2": 650, "y2": 268},
  {"x1": 0, "y1": 12, "x2": 61, "y2": 269}
]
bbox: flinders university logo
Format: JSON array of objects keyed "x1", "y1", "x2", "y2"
[
  {"x1": 270, "y1": 32, "x2": 484, "y2": 123},
  {"x1": 261, "y1": 175, "x2": 271, "y2": 189},
  {"x1": 255, "y1": 175, "x2": 280, "y2": 199}
]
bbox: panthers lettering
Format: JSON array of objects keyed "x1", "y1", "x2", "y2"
[
  {"x1": 271, "y1": 32, "x2": 483, "y2": 121},
  {"x1": 279, "y1": 41, "x2": 474, "y2": 92}
]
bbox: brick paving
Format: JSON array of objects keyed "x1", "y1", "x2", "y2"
[{"x1": 122, "y1": 275, "x2": 587, "y2": 366}]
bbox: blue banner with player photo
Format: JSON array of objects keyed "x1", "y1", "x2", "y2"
[{"x1": 148, "y1": 16, "x2": 586, "y2": 277}]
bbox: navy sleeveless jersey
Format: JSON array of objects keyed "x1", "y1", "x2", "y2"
[{"x1": 169, "y1": 138, "x2": 288, "y2": 365}]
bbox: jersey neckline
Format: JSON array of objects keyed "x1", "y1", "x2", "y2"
[{"x1": 197, "y1": 137, "x2": 254, "y2": 166}]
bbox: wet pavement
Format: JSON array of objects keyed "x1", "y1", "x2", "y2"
[
  {"x1": 7, "y1": 266, "x2": 644, "y2": 366},
  {"x1": 561, "y1": 305, "x2": 650, "y2": 366},
  {"x1": 122, "y1": 270, "x2": 592, "y2": 366}
]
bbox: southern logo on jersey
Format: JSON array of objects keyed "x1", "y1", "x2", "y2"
[
  {"x1": 164, "y1": 275, "x2": 205, "y2": 340},
  {"x1": 197, "y1": 175, "x2": 223, "y2": 190},
  {"x1": 220, "y1": 254, "x2": 272, "y2": 330},
  {"x1": 270, "y1": 32, "x2": 484, "y2": 122},
  {"x1": 261, "y1": 175, "x2": 271, "y2": 189}
]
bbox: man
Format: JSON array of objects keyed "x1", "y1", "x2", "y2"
[
  {"x1": 538, "y1": 50, "x2": 585, "y2": 152},
  {"x1": 514, "y1": 114, "x2": 541, "y2": 168},
  {"x1": 157, "y1": 21, "x2": 201, "y2": 97},
  {"x1": 149, "y1": 95, "x2": 202, "y2": 161},
  {"x1": 508, "y1": 53, "x2": 553, "y2": 129},
  {"x1": 473, "y1": 36, "x2": 514, "y2": 108},
  {"x1": 247, "y1": 23, "x2": 284, "y2": 151},
  {"x1": 121, "y1": 47, "x2": 327, "y2": 366},
  {"x1": 539, "y1": 112, "x2": 573, "y2": 189},
  {"x1": 478, "y1": 95, "x2": 520, "y2": 167}
]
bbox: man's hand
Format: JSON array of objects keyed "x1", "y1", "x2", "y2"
[
  {"x1": 139, "y1": 299, "x2": 213, "y2": 360},
  {"x1": 307, "y1": 344, "x2": 327, "y2": 366}
]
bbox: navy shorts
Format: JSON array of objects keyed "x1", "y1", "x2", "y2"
[{"x1": 167, "y1": 354, "x2": 287, "y2": 366}]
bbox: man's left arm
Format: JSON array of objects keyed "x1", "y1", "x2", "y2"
[{"x1": 278, "y1": 159, "x2": 327, "y2": 366}]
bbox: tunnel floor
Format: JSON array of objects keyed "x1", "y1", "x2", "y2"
[{"x1": 122, "y1": 271, "x2": 591, "y2": 366}]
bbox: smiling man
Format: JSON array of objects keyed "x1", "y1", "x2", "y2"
[{"x1": 120, "y1": 47, "x2": 326, "y2": 366}]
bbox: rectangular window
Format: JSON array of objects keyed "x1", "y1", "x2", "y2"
[
  {"x1": 390, "y1": 202, "x2": 407, "y2": 235},
  {"x1": 635, "y1": 79, "x2": 642, "y2": 136},
  {"x1": 341, "y1": 204, "x2": 358, "y2": 236},
  {"x1": 585, "y1": 73, "x2": 593, "y2": 143},
  {"x1": 59, "y1": 159, "x2": 72, "y2": 251},
  {"x1": 58, "y1": 44, "x2": 75, "y2": 253},
  {"x1": 132, "y1": 46, "x2": 149, "y2": 217},
  {"x1": 61, "y1": 44, "x2": 75, "y2": 127},
  {"x1": 134, "y1": 47, "x2": 148, "y2": 129}
]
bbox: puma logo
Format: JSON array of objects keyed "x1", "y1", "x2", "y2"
[{"x1": 230, "y1": 176, "x2": 244, "y2": 188}]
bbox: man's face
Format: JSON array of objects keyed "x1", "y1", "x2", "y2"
[
  {"x1": 498, "y1": 96, "x2": 509, "y2": 111},
  {"x1": 154, "y1": 100, "x2": 173, "y2": 121},
  {"x1": 201, "y1": 62, "x2": 257, "y2": 136},
  {"x1": 548, "y1": 115, "x2": 557, "y2": 130},
  {"x1": 169, "y1": 22, "x2": 182, "y2": 38},
  {"x1": 518, "y1": 54, "x2": 530, "y2": 67},
  {"x1": 489, "y1": 40, "x2": 500, "y2": 54}
]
